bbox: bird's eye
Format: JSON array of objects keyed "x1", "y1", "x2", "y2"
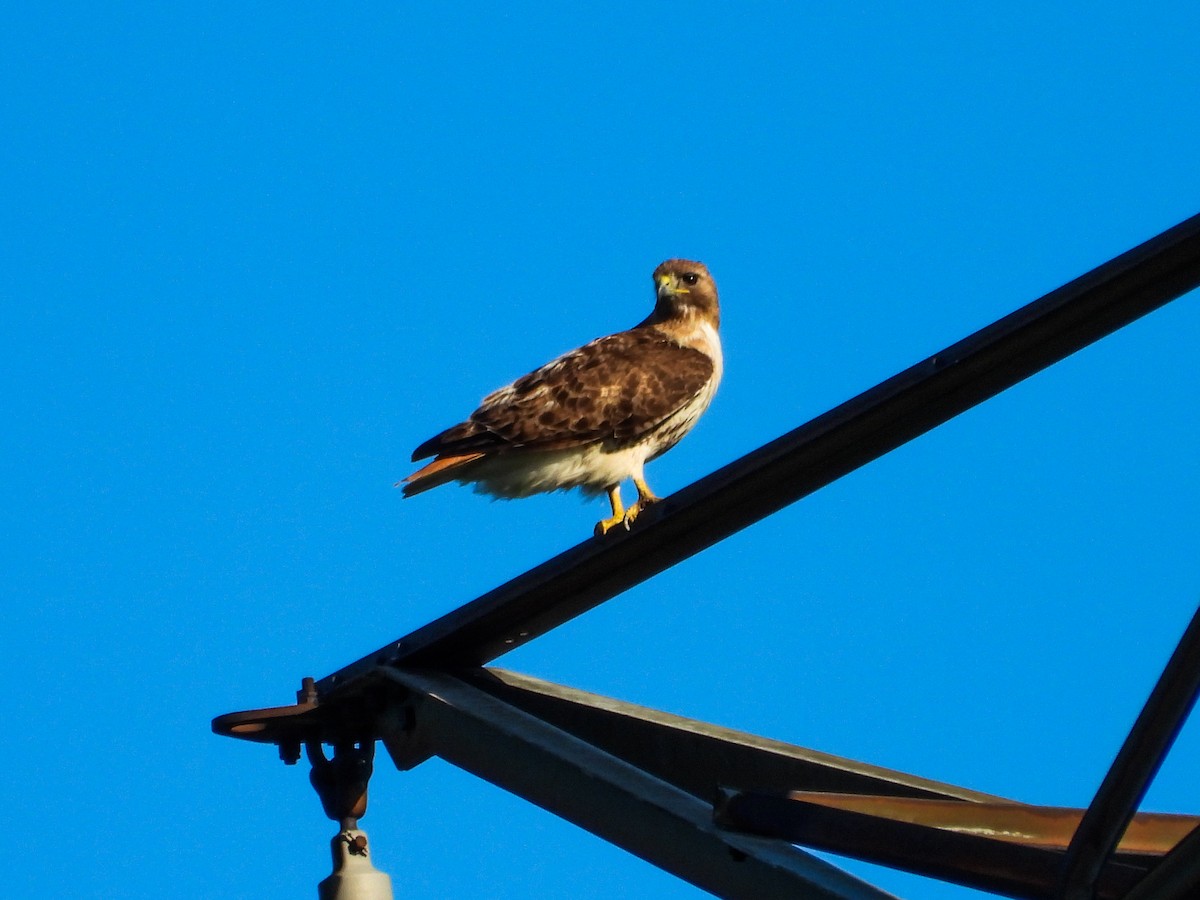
[{"x1": 682, "y1": 272, "x2": 700, "y2": 285}]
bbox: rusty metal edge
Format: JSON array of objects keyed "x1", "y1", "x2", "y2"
[
  {"x1": 735, "y1": 792, "x2": 1199, "y2": 856},
  {"x1": 715, "y1": 789, "x2": 1153, "y2": 900}
]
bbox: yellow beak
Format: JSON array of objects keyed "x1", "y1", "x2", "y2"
[{"x1": 657, "y1": 273, "x2": 688, "y2": 297}]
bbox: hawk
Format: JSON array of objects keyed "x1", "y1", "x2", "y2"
[{"x1": 401, "y1": 259, "x2": 722, "y2": 535}]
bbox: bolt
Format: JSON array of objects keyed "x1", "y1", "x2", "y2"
[{"x1": 297, "y1": 676, "x2": 318, "y2": 704}]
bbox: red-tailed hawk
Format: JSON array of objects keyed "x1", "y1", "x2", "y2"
[{"x1": 401, "y1": 259, "x2": 722, "y2": 535}]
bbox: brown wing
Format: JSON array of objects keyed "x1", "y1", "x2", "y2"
[{"x1": 411, "y1": 328, "x2": 714, "y2": 461}]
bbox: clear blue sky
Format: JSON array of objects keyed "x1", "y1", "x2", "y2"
[{"x1": 4, "y1": 4, "x2": 1199, "y2": 898}]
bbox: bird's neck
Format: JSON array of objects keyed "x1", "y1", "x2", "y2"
[
  {"x1": 638, "y1": 310, "x2": 723, "y2": 371},
  {"x1": 638, "y1": 304, "x2": 720, "y2": 335}
]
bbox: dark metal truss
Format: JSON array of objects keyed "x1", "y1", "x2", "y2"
[{"x1": 214, "y1": 212, "x2": 1200, "y2": 899}]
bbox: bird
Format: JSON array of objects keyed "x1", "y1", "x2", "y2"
[{"x1": 400, "y1": 259, "x2": 722, "y2": 536}]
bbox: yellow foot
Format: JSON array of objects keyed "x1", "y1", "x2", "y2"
[
  {"x1": 594, "y1": 514, "x2": 625, "y2": 537},
  {"x1": 622, "y1": 495, "x2": 660, "y2": 529},
  {"x1": 594, "y1": 484, "x2": 627, "y2": 537}
]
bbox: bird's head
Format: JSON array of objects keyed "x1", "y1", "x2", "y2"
[{"x1": 651, "y1": 259, "x2": 720, "y2": 329}]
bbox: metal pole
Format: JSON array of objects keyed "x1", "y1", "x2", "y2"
[{"x1": 1058, "y1": 604, "x2": 1200, "y2": 899}]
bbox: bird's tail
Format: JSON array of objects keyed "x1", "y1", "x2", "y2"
[{"x1": 397, "y1": 453, "x2": 486, "y2": 497}]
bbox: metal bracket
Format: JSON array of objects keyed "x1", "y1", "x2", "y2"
[{"x1": 307, "y1": 740, "x2": 374, "y2": 831}]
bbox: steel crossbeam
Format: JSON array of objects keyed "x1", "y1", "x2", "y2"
[{"x1": 379, "y1": 668, "x2": 898, "y2": 900}]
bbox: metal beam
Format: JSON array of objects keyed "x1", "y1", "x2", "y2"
[
  {"x1": 715, "y1": 790, "x2": 1156, "y2": 900},
  {"x1": 317, "y1": 212, "x2": 1200, "y2": 699},
  {"x1": 1124, "y1": 822, "x2": 1200, "y2": 900},
  {"x1": 465, "y1": 668, "x2": 1005, "y2": 803},
  {"x1": 717, "y1": 791, "x2": 1198, "y2": 856},
  {"x1": 1058, "y1": 603, "x2": 1200, "y2": 899},
  {"x1": 380, "y1": 668, "x2": 898, "y2": 900}
]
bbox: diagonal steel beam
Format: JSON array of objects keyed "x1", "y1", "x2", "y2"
[
  {"x1": 464, "y1": 668, "x2": 1005, "y2": 804},
  {"x1": 379, "y1": 668, "x2": 898, "y2": 900},
  {"x1": 1123, "y1": 822, "x2": 1200, "y2": 900},
  {"x1": 317, "y1": 212, "x2": 1200, "y2": 699},
  {"x1": 1058, "y1": 603, "x2": 1200, "y2": 899}
]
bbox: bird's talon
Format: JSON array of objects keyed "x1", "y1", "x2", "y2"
[
  {"x1": 594, "y1": 516, "x2": 623, "y2": 537},
  {"x1": 622, "y1": 496, "x2": 659, "y2": 529}
]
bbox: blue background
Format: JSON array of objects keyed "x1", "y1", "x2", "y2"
[{"x1": 4, "y1": 4, "x2": 1199, "y2": 898}]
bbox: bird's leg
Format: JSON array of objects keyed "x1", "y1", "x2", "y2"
[
  {"x1": 623, "y1": 475, "x2": 661, "y2": 527},
  {"x1": 594, "y1": 485, "x2": 626, "y2": 537}
]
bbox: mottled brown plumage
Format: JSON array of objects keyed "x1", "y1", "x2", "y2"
[
  {"x1": 411, "y1": 331, "x2": 714, "y2": 457},
  {"x1": 402, "y1": 259, "x2": 722, "y2": 535}
]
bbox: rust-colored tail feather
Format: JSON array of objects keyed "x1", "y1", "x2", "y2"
[{"x1": 398, "y1": 453, "x2": 486, "y2": 497}]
